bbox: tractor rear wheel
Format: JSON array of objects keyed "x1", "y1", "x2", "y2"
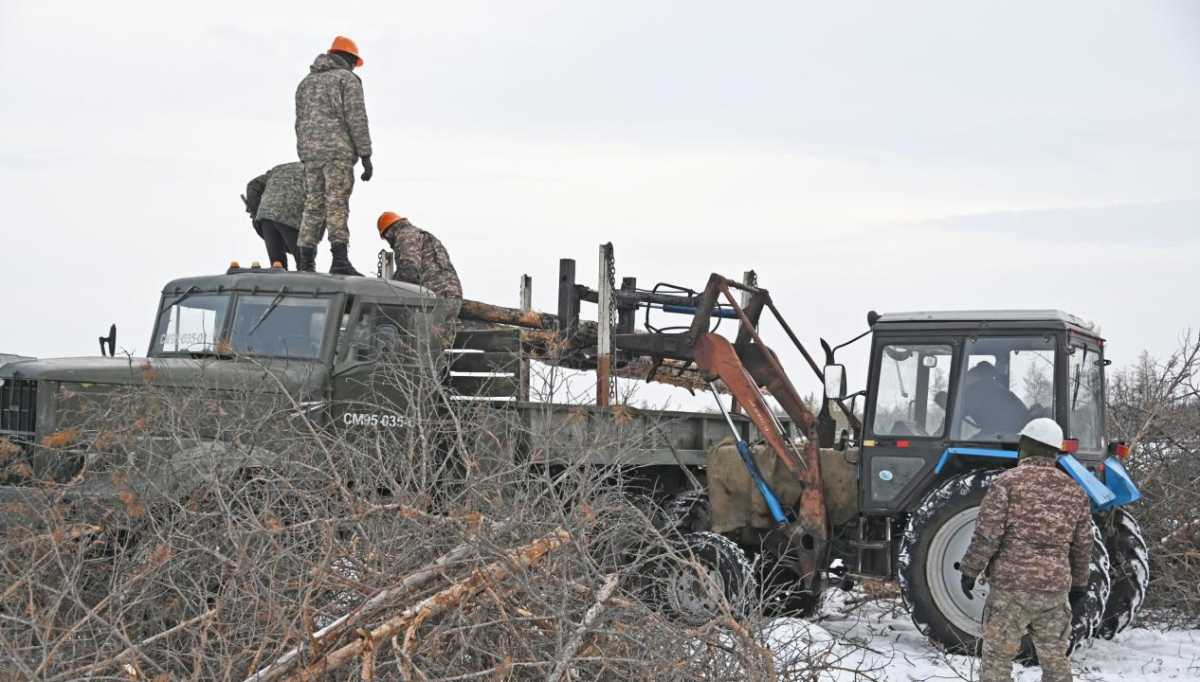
[
  {"x1": 1096, "y1": 508, "x2": 1149, "y2": 639},
  {"x1": 899, "y1": 469, "x2": 1111, "y2": 657}
]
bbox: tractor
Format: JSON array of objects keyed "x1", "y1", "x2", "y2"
[{"x1": 817, "y1": 309, "x2": 1147, "y2": 652}]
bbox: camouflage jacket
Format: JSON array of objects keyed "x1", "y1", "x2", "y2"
[
  {"x1": 246, "y1": 162, "x2": 305, "y2": 230},
  {"x1": 386, "y1": 220, "x2": 462, "y2": 300},
  {"x1": 294, "y1": 53, "x2": 372, "y2": 162},
  {"x1": 961, "y1": 455, "x2": 1092, "y2": 592}
]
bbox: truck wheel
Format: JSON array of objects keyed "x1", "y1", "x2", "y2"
[
  {"x1": 758, "y1": 560, "x2": 823, "y2": 618},
  {"x1": 666, "y1": 488, "x2": 711, "y2": 534},
  {"x1": 899, "y1": 469, "x2": 1112, "y2": 657},
  {"x1": 654, "y1": 531, "x2": 756, "y2": 626},
  {"x1": 1096, "y1": 508, "x2": 1149, "y2": 639}
]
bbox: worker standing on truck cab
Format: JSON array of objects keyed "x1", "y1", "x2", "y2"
[
  {"x1": 294, "y1": 35, "x2": 373, "y2": 276},
  {"x1": 244, "y1": 162, "x2": 310, "y2": 269},
  {"x1": 377, "y1": 211, "x2": 462, "y2": 347},
  {"x1": 959, "y1": 417, "x2": 1093, "y2": 682}
]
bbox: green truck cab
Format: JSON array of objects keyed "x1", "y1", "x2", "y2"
[{"x1": 1, "y1": 267, "x2": 449, "y2": 453}]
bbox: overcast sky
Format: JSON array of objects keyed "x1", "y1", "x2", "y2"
[{"x1": 2, "y1": 1, "x2": 1198, "y2": 401}]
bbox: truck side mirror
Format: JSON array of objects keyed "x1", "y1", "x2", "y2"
[
  {"x1": 823, "y1": 364, "x2": 847, "y2": 400},
  {"x1": 98, "y1": 324, "x2": 116, "y2": 357}
]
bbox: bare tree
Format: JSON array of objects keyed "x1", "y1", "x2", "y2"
[{"x1": 1107, "y1": 331, "x2": 1200, "y2": 623}]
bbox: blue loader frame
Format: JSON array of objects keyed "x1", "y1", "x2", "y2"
[{"x1": 934, "y1": 448, "x2": 1141, "y2": 512}]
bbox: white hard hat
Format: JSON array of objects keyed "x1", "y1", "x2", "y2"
[{"x1": 1018, "y1": 417, "x2": 1064, "y2": 451}]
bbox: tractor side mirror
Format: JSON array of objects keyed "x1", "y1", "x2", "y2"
[{"x1": 823, "y1": 364, "x2": 847, "y2": 400}]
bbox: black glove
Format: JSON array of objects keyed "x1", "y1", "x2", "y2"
[
  {"x1": 961, "y1": 573, "x2": 977, "y2": 600},
  {"x1": 360, "y1": 155, "x2": 373, "y2": 182},
  {"x1": 1069, "y1": 587, "x2": 1087, "y2": 614}
]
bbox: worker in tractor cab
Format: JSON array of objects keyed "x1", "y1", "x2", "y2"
[
  {"x1": 244, "y1": 162, "x2": 310, "y2": 269},
  {"x1": 959, "y1": 417, "x2": 1092, "y2": 682},
  {"x1": 294, "y1": 35, "x2": 373, "y2": 276},
  {"x1": 959, "y1": 361, "x2": 1029, "y2": 438},
  {"x1": 377, "y1": 211, "x2": 462, "y2": 347}
]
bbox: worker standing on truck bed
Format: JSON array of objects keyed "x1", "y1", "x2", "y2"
[
  {"x1": 959, "y1": 417, "x2": 1093, "y2": 682},
  {"x1": 243, "y1": 161, "x2": 309, "y2": 269},
  {"x1": 377, "y1": 211, "x2": 462, "y2": 346},
  {"x1": 294, "y1": 35, "x2": 373, "y2": 276}
]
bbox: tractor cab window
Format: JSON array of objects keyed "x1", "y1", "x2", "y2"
[
  {"x1": 871, "y1": 344, "x2": 953, "y2": 437},
  {"x1": 1068, "y1": 344, "x2": 1104, "y2": 452},
  {"x1": 951, "y1": 336, "x2": 1055, "y2": 443}
]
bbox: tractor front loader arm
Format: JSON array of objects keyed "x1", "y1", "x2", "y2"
[
  {"x1": 609, "y1": 271, "x2": 832, "y2": 590},
  {"x1": 692, "y1": 328, "x2": 829, "y2": 591},
  {"x1": 693, "y1": 332, "x2": 805, "y2": 478}
]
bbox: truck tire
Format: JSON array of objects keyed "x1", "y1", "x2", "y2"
[
  {"x1": 654, "y1": 531, "x2": 756, "y2": 626},
  {"x1": 899, "y1": 469, "x2": 1111, "y2": 657},
  {"x1": 666, "y1": 488, "x2": 711, "y2": 534},
  {"x1": 1096, "y1": 508, "x2": 1149, "y2": 639}
]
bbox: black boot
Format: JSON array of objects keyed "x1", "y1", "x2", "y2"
[
  {"x1": 329, "y1": 243, "x2": 363, "y2": 277},
  {"x1": 297, "y1": 246, "x2": 317, "y2": 273}
]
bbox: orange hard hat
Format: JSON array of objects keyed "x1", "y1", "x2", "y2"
[
  {"x1": 328, "y1": 35, "x2": 363, "y2": 67},
  {"x1": 377, "y1": 211, "x2": 404, "y2": 237}
]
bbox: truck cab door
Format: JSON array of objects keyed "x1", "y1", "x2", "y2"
[{"x1": 331, "y1": 301, "x2": 421, "y2": 435}]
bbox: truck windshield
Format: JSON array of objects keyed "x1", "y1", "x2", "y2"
[
  {"x1": 951, "y1": 335, "x2": 1055, "y2": 443},
  {"x1": 152, "y1": 292, "x2": 332, "y2": 360},
  {"x1": 154, "y1": 294, "x2": 231, "y2": 354},
  {"x1": 228, "y1": 295, "x2": 331, "y2": 359},
  {"x1": 1068, "y1": 344, "x2": 1104, "y2": 452}
]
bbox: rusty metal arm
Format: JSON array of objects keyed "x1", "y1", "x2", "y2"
[{"x1": 693, "y1": 333, "x2": 806, "y2": 478}]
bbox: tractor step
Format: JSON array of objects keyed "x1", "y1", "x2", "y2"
[
  {"x1": 850, "y1": 540, "x2": 890, "y2": 550},
  {"x1": 855, "y1": 516, "x2": 893, "y2": 578}
]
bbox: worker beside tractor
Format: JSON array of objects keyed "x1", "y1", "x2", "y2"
[
  {"x1": 243, "y1": 161, "x2": 308, "y2": 269},
  {"x1": 960, "y1": 417, "x2": 1093, "y2": 682},
  {"x1": 294, "y1": 35, "x2": 373, "y2": 276}
]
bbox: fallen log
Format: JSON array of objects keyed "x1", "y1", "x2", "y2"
[
  {"x1": 547, "y1": 573, "x2": 620, "y2": 682},
  {"x1": 287, "y1": 528, "x2": 572, "y2": 681},
  {"x1": 459, "y1": 299, "x2": 561, "y2": 330},
  {"x1": 243, "y1": 516, "x2": 516, "y2": 682}
]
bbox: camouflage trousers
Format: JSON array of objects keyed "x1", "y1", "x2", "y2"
[
  {"x1": 981, "y1": 588, "x2": 1073, "y2": 682},
  {"x1": 432, "y1": 298, "x2": 461, "y2": 351},
  {"x1": 298, "y1": 159, "x2": 355, "y2": 248}
]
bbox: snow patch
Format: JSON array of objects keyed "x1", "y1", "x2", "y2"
[{"x1": 762, "y1": 591, "x2": 1200, "y2": 681}]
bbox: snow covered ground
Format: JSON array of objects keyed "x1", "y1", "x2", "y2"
[{"x1": 764, "y1": 590, "x2": 1200, "y2": 681}]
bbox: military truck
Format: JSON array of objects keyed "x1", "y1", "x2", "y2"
[{"x1": 0, "y1": 255, "x2": 1147, "y2": 655}]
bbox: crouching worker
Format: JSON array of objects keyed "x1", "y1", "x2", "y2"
[
  {"x1": 377, "y1": 211, "x2": 461, "y2": 348},
  {"x1": 959, "y1": 417, "x2": 1093, "y2": 682},
  {"x1": 244, "y1": 162, "x2": 309, "y2": 269}
]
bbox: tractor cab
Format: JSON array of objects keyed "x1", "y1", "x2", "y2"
[{"x1": 844, "y1": 310, "x2": 1111, "y2": 515}]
